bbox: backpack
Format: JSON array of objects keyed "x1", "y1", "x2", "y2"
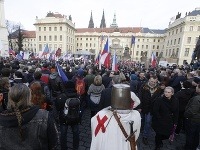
[
  {"x1": 75, "y1": 78, "x2": 85, "y2": 95},
  {"x1": 63, "y1": 98, "x2": 81, "y2": 125},
  {"x1": 41, "y1": 73, "x2": 50, "y2": 84}
]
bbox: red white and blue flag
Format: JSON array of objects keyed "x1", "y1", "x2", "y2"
[
  {"x1": 95, "y1": 52, "x2": 101, "y2": 64},
  {"x1": 151, "y1": 52, "x2": 157, "y2": 68},
  {"x1": 9, "y1": 49, "x2": 16, "y2": 56},
  {"x1": 100, "y1": 38, "x2": 110, "y2": 68},
  {"x1": 41, "y1": 44, "x2": 49, "y2": 57},
  {"x1": 112, "y1": 50, "x2": 118, "y2": 71}
]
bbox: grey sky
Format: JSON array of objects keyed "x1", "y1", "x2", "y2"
[{"x1": 4, "y1": 0, "x2": 200, "y2": 30}]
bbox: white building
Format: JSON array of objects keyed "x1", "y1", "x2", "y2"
[
  {"x1": 34, "y1": 12, "x2": 76, "y2": 54},
  {"x1": 164, "y1": 7, "x2": 200, "y2": 65},
  {"x1": 0, "y1": 0, "x2": 8, "y2": 56}
]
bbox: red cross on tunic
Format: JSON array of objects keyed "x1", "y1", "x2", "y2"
[{"x1": 95, "y1": 114, "x2": 108, "y2": 137}]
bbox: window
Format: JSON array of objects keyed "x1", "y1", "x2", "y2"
[
  {"x1": 153, "y1": 45, "x2": 155, "y2": 49},
  {"x1": 136, "y1": 51, "x2": 139, "y2": 56},
  {"x1": 77, "y1": 43, "x2": 78, "y2": 46},
  {"x1": 138, "y1": 39, "x2": 140, "y2": 42},
  {"x1": 147, "y1": 39, "x2": 149, "y2": 42},
  {"x1": 167, "y1": 40, "x2": 169, "y2": 46},
  {"x1": 153, "y1": 39, "x2": 156, "y2": 42},
  {"x1": 143, "y1": 39, "x2": 145, "y2": 42},
  {"x1": 166, "y1": 49, "x2": 168, "y2": 56},
  {"x1": 39, "y1": 27, "x2": 41, "y2": 31},
  {"x1": 169, "y1": 32, "x2": 170, "y2": 36},
  {"x1": 174, "y1": 39, "x2": 176, "y2": 45},
  {"x1": 156, "y1": 52, "x2": 158, "y2": 56},
  {"x1": 39, "y1": 36, "x2": 41, "y2": 41},
  {"x1": 80, "y1": 38, "x2": 82, "y2": 40},
  {"x1": 178, "y1": 38, "x2": 180, "y2": 44},
  {"x1": 44, "y1": 36, "x2": 46, "y2": 41},
  {"x1": 172, "y1": 30, "x2": 174, "y2": 35},
  {"x1": 198, "y1": 26, "x2": 200, "y2": 31},
  {"x1": 171, "y1": 40, "x2": 172, "y2": 45},
  {"x1": 39, "y1": 44, "x2": 42, "y2": 51},
  {"x1": 187, "y1": 37, "x2": 191, "y2": 44},
  {"x1": 90, "y1": 38, "x2": 92, "y2": 40},
  {"x1": 180, "y1": 27, "x2": 182, "y2": 32},
  {"x1": 54, "y1": 35, "x2": 57, "y2": 41},
  {"x1": 54, "y1": 44, "x2": 57, "y2": 50},
  {"x1": 140, "y1": 51, "x2": 143, "y2": 56},
  {"x1": 158, "y1": 39, "x2": 160, "y2": 42},
  {"x1": 142, "y1": 45, "x2": 144, "y2": 49},
  {"x1": 60, "y1": 27, "x2": 62, "y2": 31},
  {"x1": 189, "y1": 26, "x2": 193, "y2": 31},
  {"x1": 80, "y1": 43, "x2": 82, "y2": 46},
  {"x1": 137, "y1": 45, "x2": 139, "y2": 48},
  {"x1": 49, "y1": 44, "x2": 52, "y2": 50},
  {"x1": 184, "y1": 48, "x2": 189, "y2": 56},
  {"x1": 169, "y1": 49, "x2": 171, "y2": 56},
  {"x1": 49, "y1": 27, "x2": 51, "y2": 31},
  {"x1": 77, "y1": 38, "x2": 78, "y2": 40},
  {"x1": 54, "y1": 27, "x2": 57, "y2": 31},
  {"x1": 157, "y1": 46, "x2": 159, "y2": 49},
  {"x1": 196, "y1": 37, "x2": 199, "y2": 44},
  {"x1": 90, "y1": 43, "x2": 92, "y2": 47},
  {"x1": 94, "y1": 43, "x2": 96, "y2": 47},
  {"x1": 176, "y1": 29, "x2": 178, "y2": 34},
  {"x1": 60, "y1": 35, "x2": 62, "y2": 41},
  {"x1": 44, "y1": 27, "x2": 46, "y2": 31},
  {"x1": 48, "y1": 36, "x2": 51, "y2": 41},
  {"x1": 146, "y1": 45, "x2": 148, "y2": 49},
  {"x1": 86, "y1": 38, "x2": 88, "y2": 40},
  {"x1": 86, "y1": 43, "x2": 88, "y2": 47},
  {"x1": 176, "y1": 48, "x2": 179, "y2": 57}
]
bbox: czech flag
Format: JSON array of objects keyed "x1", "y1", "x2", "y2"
[
  {"x1": 151, "y1": 52, "x2": 157, "y2": 68},
  {"x1": 112, "y1": 50, "x2": 118, "y2": 71},
  {"x1": 95, "y1": 52, "x2": 101, "y2": 64},
  {"x1": 56, "y1": 62, "x2": 68, "y2": 83},
  {"x1": 41, "y1": 44, "x2": 49, "y2": 57},
  {"x1": 9, "y1": 49, "x2": 16, "y2": 56},
  {"x1": 100, "y1": 38, "x2": 110, "y2": 68}
]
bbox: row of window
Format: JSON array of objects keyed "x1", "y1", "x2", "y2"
[
  {"x1": 38, "y1": 35, "x2": 74, "y2": 43},
  {"x1": 77, "y1": 43, "x2": 96, "y2": 47},
  {"x1": 24, "y1": 44, "x2": 36, "y2": 47},
  {"x1": 165, "y1": 48, "x2": 179, "y2": 57},
  {"x1": 167, "y1": 38, "x2": 181, "y2": 46},
  {"x1": 169, "y1": 27, "x2": 183, "y2": 36},
  {"x1": 38, "y1": 26, "x2": 74, "y2": 34},
  {"x1": 169, "y1": 26, "x2": 200, "y2": 36},
  {"x1": 38, "y1": 44, "x2": 74, "y2": 51},
  {"x1": 77, "y1": 37, "x2": 96, "y2": 41},
  {"x1": 187, "y1": 37, "x2": 199, "y2": 44},
  {"x1": 136, "y1": 45, "x2": 161, "y2": 49}
]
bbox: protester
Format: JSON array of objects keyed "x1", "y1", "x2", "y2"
[
  {"x1": 152, "y1": 86, "x2": 179, "y2": 149},
  {"x1": 90, "y1": 84, "x2": 141, "y2": 150},
  {"x1": 0, "y1": 83, "x2": 59, "y2": 149}
]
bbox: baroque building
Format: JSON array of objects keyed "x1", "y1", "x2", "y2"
[{"x1": 34, "y1": 12, "x2": 76, "y2": 54}]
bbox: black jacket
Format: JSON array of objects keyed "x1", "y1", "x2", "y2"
[
  {"x1": 0, "y1": 106, "x2": 59, "y2": 150},
  {"x1": 175, "y1": 88, "x2": 195, "y2": 112},
  {"x1": 98, "y1": 86, "x2": 112, "y2": 110},
  {"x1": 152, "y1": 95, "x2": 179, "y2": 136}
]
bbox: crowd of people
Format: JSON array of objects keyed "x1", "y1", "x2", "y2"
[{"x1": 0, "y1": 57, "x2": 199, "y2": 150}]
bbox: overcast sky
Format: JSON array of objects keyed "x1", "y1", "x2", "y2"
[{"x1": 3, "y1": 0, "x2": 200, "y2": 30}]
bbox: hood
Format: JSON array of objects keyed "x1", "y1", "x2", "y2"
[
  {"x1": 65, "y1": 90, "x2": 78, "y2": 98},
  {"x1": 131, "y1": 74, "x2": 138, "y2": 81},
  {"x1": 50, "y1": 72, "x2": 59, "y2": 79},
  {"x1": 0, "y1": 106, "x2": 40, "y2": 127}
]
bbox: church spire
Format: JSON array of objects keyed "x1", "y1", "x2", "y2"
[
  {"x1": 110, "y1": 12, "x2": 118, "y2": 28},
  {"x1": 88, "y1": 11, "x2": 94, "y2": 28},
  {"x1": 100, "y1": 10, "x2": 106, "y2": 28}
]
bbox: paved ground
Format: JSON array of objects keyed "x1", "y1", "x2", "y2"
[{"x1": 66, "y1": 108, "x2": 186, "y2": 150}]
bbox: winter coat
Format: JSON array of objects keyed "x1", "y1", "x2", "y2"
[
  {"x1": 49, "y1": 72, "x2": 65, "y2": 97},
  {"x1": 54, "y1": 89, "x2": 78, "y2": 124},
  {"x1": 152, "y1": 95, "x2": 179, "y2": 136},
  {"x1": 130, "y1": 80, "x2": 138, "y2": 95},
  {"x1": 185, "y1": 95, "x2": 200, "y2": 123},
  {"x1": 138, "y1": 83, "x2": 163, "y2": 114},
  {"x1": 98, "y1": 86, "x2": 112, "y2": 110},
  {"x1": 169, "y1": 75, "x2": 187, "y2": 93},
  {"x1": 175, "y1": 88, "x2": 195, "y2": 112},
  {"x1": 88, "y1": 84, "x2": 105, "y2": 111},
  {"x1": 0, "y1": 106, "x2": 59, "y2": 150}
]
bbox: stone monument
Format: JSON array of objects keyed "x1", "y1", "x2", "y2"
[{"x1": 0, "y1": 0, "x2": 9, "y2": 56}]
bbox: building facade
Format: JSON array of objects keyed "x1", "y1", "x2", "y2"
[
  {"x1": 0, "y1": 0, "x2": 8, "y2": 56},
  {"x1": 164, "y1": 7, "x2": 200, "y2": 65},
  {"x1": 34, "y1": 12, "x2": 76, "y2": 54}
]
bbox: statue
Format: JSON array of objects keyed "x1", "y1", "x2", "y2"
[
  {"x1": 191, "y1": 36, "x2": 200, "y2": 63},
  {"x1": 69, "y1": 15, "x2": 72, "y2": 21}
]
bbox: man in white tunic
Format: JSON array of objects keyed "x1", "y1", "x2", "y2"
[{"x1": 90, "y1": 84, "x2": 141, "y2": 150}]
